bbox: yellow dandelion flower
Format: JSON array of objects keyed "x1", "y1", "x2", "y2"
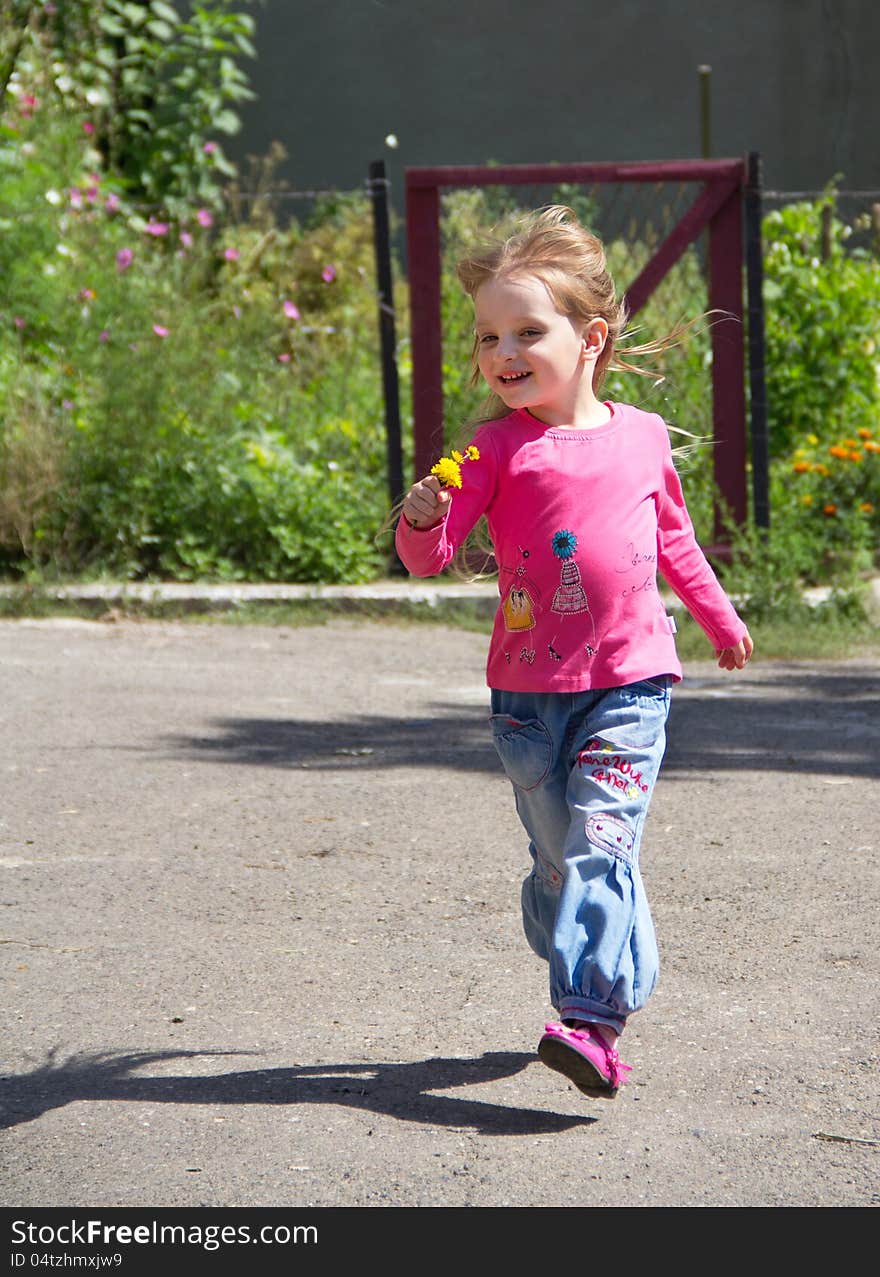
[
  {"x1": 465, "y1": 445, "x2": 480, "y2": 460},
  {"x1": 800, "y1": 494, "x2": 814, "y2": 506},
  {"x1": 431, "y1": 456, "x2": 463, "y2": 488},
  {"x1": 807, "y1": 434, "x2": 819, "y2": 445},
  {"x1": 450, "y1": 449, "x2": 464, "y2": 463}
]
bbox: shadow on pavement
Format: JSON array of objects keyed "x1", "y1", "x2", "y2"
[
  {"x1": 154, "y1": 665, "x2": 879, "y2": 779},
  {"x1": 0, "y1": 1048, "x2": 596, "y2": 1135}
]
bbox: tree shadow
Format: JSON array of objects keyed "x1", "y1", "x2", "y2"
[
  {"x1": 664, "y1": 666, "x2": 879, "y2": 779},
  {"x1": 0, "y1": 1047, "x2": 596, "y2": 1135},
  {"x1": 153, "y1": 663, "x2": 879, "y2": 779}
]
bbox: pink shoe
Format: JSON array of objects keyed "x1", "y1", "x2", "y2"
[{"x1": 538, "y1": 1021, "x2": 632, "y2": 1098}]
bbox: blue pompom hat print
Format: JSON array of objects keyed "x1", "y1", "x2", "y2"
[{"x1": 551, "y1": 529, "x2": 590, "y2": 614}]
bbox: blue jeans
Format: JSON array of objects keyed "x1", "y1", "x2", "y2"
[{"x1": 490, "y1": 679, "x2": 671, "y2": 1035}]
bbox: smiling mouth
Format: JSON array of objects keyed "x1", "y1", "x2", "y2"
[{"x1": 499, "y1": 371, "x2": 532, "y2": 384}]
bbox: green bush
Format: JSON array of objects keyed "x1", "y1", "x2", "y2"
[
  {"x1": 0, "y1": 89, "x2": 391, "y2": 581},
  {"x1": 763, "y1": 188, "x2": 880, "y2": 455}
]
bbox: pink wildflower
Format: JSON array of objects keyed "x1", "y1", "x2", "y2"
[
  {"x1": 69, "y1": 188, "x2": 83, "y2": 210},
  {"x1": 145, "y1": 219, "x2": 169, "y2": 237},
  {"x1": 82, "y1": 121, "x2": 95, "y2": 136},
  {"x1": 79, "y1": 288, "x2": 96, "y2": 301},
  {"x1": 224, "y1": 247, "x2": 240, "y2": 262},
  {"x1": 179, "y1": 230, "x2": 193, "y2": 249},
  {"x1": 105, "y1": 192, "x2": 120, "y2": 213},
  {"x1": 321, "y1": 265, "x2": 336, "y2": 283},
  {"x1": 203, "y1": 142, "x2": 217, "y2": 154},
  {"x1": 277, "y1": 353, "x2": 291, "y2": 363},
  {"x1": 85, "y1": 185, "x2": 100, "y2": 204},
  {"x1": 233, "y1": 305, "x2": 242, "y2": 319},
  {"x1": 152, "y1": 325, "x2": 169, "y2": 338},
  {"x1": 283, "y1": 300, "x2": 300, "y2": 320},
  {"x1": 62, "y1": 399, "x2": 73, "y2": 410},
  {"x1": 196, "y1": 208, "x2": 213, "y2": 228},
  {"x1": 116, "y1": 248, "x2": 134, "y2": 272},
  {"x1": 13, "y1": 317, "x2": 26, "y2": 330},
  {"x1": 21, "y1": 94, "x2": 38, "y2": 117},
  {"x1": 99, "y1": 330, "x2": 110, "y2": 342}
]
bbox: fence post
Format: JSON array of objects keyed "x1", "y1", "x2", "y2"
[
  {"x1": 368, "y1": 160, "x2": 405, "y2": 511},
  {"x1": 708, "y1": 176, "x2": 748, "y2": 545},
  {"x1": 405, "y1": 175, "x2": 444, "y2": 481},
  {"x1": 745, "y1": 151, "x2": 770, "y2": 531}
]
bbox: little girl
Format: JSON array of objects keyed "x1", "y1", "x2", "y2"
[{"x1": 395, "y1": 206, "x2": 753, "y2": 1100}]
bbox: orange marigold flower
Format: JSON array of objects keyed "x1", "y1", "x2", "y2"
[
  {"x1": 828, "y1": 445, "x2": 850, "y2": 459},
  {"x1": 823, "y1": 504, "x2": 838, "y2": 516},
  {"x1": 843, "y1": 438, "x2": 860, "y2": 448},
  {"x1": 860, "y1": 502, "x2": 875, "y2": 514},
  {"x1": 792, "y1": 461, "x2": 810, "y2": 473},
  {"x1": 848, "y1": 451, "x2": 863, "y2": 462},
  {"x1": 865, "y1": 441, "x2": 880, "y2": 453},
  {"x1": 857, "y1": 428, "x2": 873, "y2": 439},
  {"x1": 813, "y1": 463, "x2": 831, "y2": 476}
]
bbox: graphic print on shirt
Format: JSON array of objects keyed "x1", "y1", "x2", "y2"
[
  {"x1": 549, "y1": 529, "x2": 597, "y2": 661},
  {"x1": 500, "y1": 545, "x2": 541, "y2": 633}
]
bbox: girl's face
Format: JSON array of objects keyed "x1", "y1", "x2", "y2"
[{"x1": 473, "y1": 274, "x2": 601, "y2": 425}]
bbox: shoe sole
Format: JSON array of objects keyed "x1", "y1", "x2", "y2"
[{"x1": 537, "y1": 1035, "x2": 619, "y2": 1099}]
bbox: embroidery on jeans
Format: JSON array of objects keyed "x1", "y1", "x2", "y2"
[
  {"x1": 585, "y1": 813, "x2": 635, "y2": 864},
  {"x1": 577, "y1": 738, "x2": 649, "y2": 795},
  {"x1": 534, "y1": 851, "x2": 562, "y2": 888}
]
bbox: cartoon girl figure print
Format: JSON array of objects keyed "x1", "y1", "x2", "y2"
[
  {"x1": 549, "y1": 529, "x2": 597, "y2": 661},
  {"x1": 501, "y1": 545, "x2": 541, "y2": 634}
]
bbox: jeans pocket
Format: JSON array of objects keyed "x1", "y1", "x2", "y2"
[{"x1": 490, "y1": 713, "x2": 553, "y2": 791}]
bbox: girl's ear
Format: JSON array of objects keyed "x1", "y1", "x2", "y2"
[{"x1": 582, "y1": 318, "x2": 609, "y2": 359}]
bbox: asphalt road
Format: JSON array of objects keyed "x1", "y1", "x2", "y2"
[{"x1": 1, "y1": 617, "x2": 878, "y2": 1208}]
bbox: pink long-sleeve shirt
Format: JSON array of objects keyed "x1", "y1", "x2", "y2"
[{"x1": 395, "y1": 404, "x2": 748, "y2": 693}]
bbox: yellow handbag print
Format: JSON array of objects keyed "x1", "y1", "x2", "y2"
[{"x1": 503, "y1": 586, "x2": 536, "y2": 632}]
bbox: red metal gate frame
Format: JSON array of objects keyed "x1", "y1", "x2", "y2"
[{"x1": 406, "y1": 159, "x2": 748, "y2": 542}]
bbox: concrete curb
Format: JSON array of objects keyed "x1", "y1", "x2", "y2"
[{"x1": 0, "y1": 576, "x2": 878, "y2": 619}]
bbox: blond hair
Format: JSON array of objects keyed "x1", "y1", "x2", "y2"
[{"x1": 456, "y1": 204, "x2": 697, "y2": 421}]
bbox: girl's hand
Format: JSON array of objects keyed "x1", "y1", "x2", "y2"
[
  {"x1": 716, "y1": 631, "x2": 754, "y2": 671},
  {"x1": 401, "y1": 475, "x2": 450, "y2": 530}
]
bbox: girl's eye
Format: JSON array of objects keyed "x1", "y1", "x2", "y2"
[
  {"x1": 522, "y1": 328, "x2": 541, "y2": 337},
  {"x1": 478, "y1": 334, "x2": 496, "y2": 344}
]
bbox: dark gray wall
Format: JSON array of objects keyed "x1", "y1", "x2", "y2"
[{"x1": 233, "y1": 0, "x2": 879, "y2": 196}]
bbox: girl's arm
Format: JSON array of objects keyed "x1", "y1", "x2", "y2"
[
  {"x1": 655, "y1": 434, "x2": 753, "y2": 667},
  {"x1": 395, "y1": 433, "x2": 497, "y2": 578},
  {"x1": 716, "y1": 633, "x2": 754, "y2": 670}
]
